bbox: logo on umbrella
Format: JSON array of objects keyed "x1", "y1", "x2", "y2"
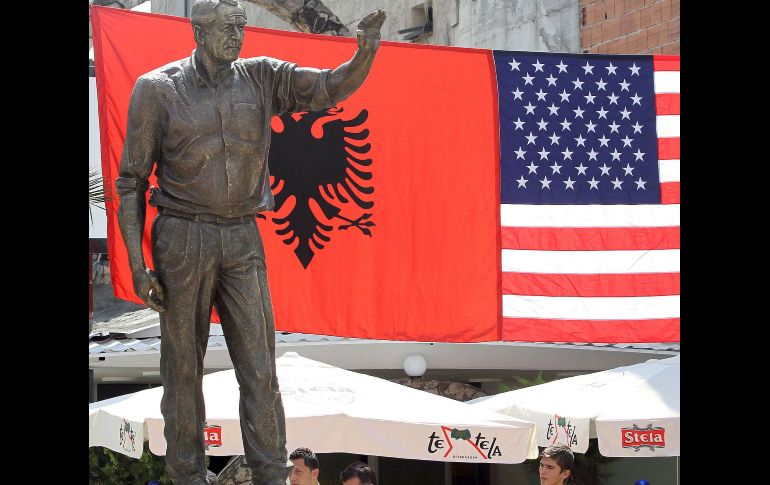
[
  {"x1": 119, "y1": 419, "x2": 136, "y2": 453},
  {"x1": 427, "y1": 426, "x2": 502, "y2": 460},
  {"x1": 281, "y1": 384, "x2": 356, "y2": 404},
  {"x1": 621, "y1": 424, "x2": 666, "y2": 452},
  {"x1": 546, "y1": 415, "x2": 578, "y2": 447},
  {"x1": 204, "y1": 422, "x2": 223, "y2": 450}
]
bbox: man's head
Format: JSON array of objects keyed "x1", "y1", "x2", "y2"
[
  {"x1": 539, "y1": 444, "x2": 574, "y2": 485},
  {"x1": 288, "y1": 447, "x2": 319, "y2": 485},
  {"x1": 191, "y1": 0, "x2": 247, "y2": 63},
  {"x1": 339, "y1": 461, "x2": 377, "y2": 485}
]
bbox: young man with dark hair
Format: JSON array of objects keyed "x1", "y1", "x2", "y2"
[
  {"x1": 339, "y1": 461, "x2": 377, "y2": 485},
  {"x1": 539, "y1": 444, "x2": 574, "y2": 485},
  {"x1": 288, "y1": 447, "x2": 320, "y2": 485}
]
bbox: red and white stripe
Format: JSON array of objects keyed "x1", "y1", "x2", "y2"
[{"x1": 500, "y1": 56, "x2": 680, "y2": 343}]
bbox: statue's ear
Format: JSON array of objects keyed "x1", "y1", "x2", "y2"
[{"x1": 193, "y1": 24, "x2": 205, "y2": 44}]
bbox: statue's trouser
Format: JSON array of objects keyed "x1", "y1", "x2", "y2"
[{"x1": 152, "y1": 214, "x2": 289, "y2": 484}]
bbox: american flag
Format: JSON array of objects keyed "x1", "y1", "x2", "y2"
[{"x1": 493, "y1": 51, "x2": 680, "y2": 343}]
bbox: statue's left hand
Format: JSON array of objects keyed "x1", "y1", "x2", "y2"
[{"x1": 357, "y1": 9, "x2": 386, "y2": 52}]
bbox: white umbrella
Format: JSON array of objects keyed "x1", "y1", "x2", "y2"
[
  {"x1": 90, "y1": 352, "x2": 537, "y2": 463},
  {"x1": 470, "y1": 355, "x2": 679, "y2": 457}
]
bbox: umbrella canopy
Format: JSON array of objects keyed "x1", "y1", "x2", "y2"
[
  {"x1": 90, "y1": 352, "x2": 537, "y2": 463},
  {"x1": 470, "y1": 355, "x2": 679, "y2": 457}
]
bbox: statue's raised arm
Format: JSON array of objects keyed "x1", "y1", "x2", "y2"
[{"x1": 325, "y1": 9, "x2": 386, "y2": 104}]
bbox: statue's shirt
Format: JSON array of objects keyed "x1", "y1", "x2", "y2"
[{"x1": 116, "y1": 51, "x2": 335, "y2": 217}]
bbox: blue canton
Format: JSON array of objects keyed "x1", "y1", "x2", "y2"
[{"x1": 494, "y1": 51, "x2": 661, "y2": 204}]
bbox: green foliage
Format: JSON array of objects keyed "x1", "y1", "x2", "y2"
[
  {"x1": 89, "y1": 169, "x2": 110, "y2": 223},
  {"x1": 88, "y1": 444, "x2": 172, "y2": 485},
  {"x1": 497, "y1": 370, "x2": 549, "y2": 393}
]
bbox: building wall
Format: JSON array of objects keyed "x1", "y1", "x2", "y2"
[
  {"x1": 440, "y1": 0, "x2": 579, "y2": 51},
  {"x1": 150, "y1": 0, "x2": 581, "y2": 52},
  {"x1": 151, "y1": 0, "x2": 294, "y2": 30},
  {"x1": 89, "y1": 78, "x2": 108, "y2": 239},
  {"x1": 321, "y1": 0, "x2": 580, "y2": 52},
  {"x1": 580, "y1": 0, "x2": 679, "y2": 54}
]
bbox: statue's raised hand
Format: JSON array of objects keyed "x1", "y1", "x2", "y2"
[{"x1": 357, "y1": 9, "x2": 386, "y2": 52}]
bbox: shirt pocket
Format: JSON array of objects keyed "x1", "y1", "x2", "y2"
[{"x1": 232, "y1": 102, "x2": 261, "y2": 142}]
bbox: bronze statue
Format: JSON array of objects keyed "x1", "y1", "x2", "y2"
[{"x1": 115, "y1": 2, "x2": 385, "y2": 483}]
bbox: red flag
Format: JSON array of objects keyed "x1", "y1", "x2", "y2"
[{"x1": 91, "y1": 7, "x2": 501, "y2": 342}]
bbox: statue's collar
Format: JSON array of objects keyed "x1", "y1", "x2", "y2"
[{"x1": 190, "y1": 49, "x2": 235, "y2": 88}]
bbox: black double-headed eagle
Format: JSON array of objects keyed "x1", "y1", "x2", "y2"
[{"x1": 265, "y1": 107, "x2": 374, "y2": 268}]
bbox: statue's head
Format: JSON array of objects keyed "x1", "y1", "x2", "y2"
[{"x1": 191, "y1": 0, "x2": 247, "y2": 64}]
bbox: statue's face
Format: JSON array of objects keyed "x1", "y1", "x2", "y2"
[{"x1": 201, "y1": 3, "x2": 247, "y2": 64}]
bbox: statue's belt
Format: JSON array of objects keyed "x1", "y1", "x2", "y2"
[{"x1": 158, "y1": 207, "x2": 254, "y2": 225}]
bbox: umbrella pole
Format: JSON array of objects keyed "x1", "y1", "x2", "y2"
[{"x1": 368, "y1": 456, "x2": 379, "y2": 482}]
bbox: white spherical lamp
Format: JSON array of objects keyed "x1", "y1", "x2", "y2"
[{"x1": 403, "y1": 354, "x2": 428, "y2": 377}]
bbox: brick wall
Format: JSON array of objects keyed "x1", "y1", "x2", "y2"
[{"x1": 580, "y1": 0, "x2": 679, "y2": 54}]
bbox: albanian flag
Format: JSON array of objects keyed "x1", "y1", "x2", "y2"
[{"x1": 91, "y1": 7, "x2": 500, "y2": 342}]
